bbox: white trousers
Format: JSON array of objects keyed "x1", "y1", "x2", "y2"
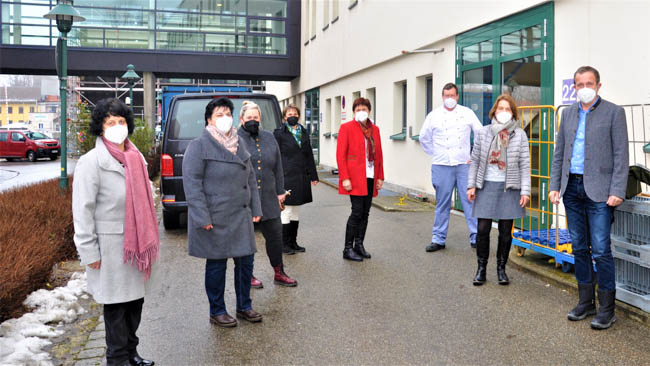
[{"x1": 280, "y1": 205, "x2": 301, "y2": 224}]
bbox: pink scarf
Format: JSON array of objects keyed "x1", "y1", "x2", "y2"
[
  {"x1": 102, "y1": 137, "x2": 159, "y2": 280},
  {"x1": 206, "y1": 125, "x2": 238, "y2": 154}
]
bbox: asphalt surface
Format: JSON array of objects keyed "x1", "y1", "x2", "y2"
[
  {"x1": 0, "y1": 158, "x2": 76, "y2": 192},
  {"x1": 137, "y1": 184, "x2": 650, "y2": 365}
]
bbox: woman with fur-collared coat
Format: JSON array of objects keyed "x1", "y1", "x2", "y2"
[
  {"x1": 336, "y1": 97, "x2": 384, "y2": 262},
  {"x1": 182, "y1": 97, "x2": 263, "y2": 328},
  {"x1": 73, "y1": 98, "x2": 157, "y2": 366}
]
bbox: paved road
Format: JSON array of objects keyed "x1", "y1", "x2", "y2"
[
  {"x1": 0, "y1": 158, "x2": 76, "y2": 192},
  {"x1": 137, "y1": 184, "x2": 650, "y2": 365}
]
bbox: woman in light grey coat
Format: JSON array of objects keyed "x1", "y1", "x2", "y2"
[
  {"x1": 182, "y1": 97, "x2": 263, "y2": 328},
  {"x1": 467, "y1": 94, "x2": 530, "y2": 287},
  {"x1": 73, "y1": 98, "x2": 157, "y2": 366}
]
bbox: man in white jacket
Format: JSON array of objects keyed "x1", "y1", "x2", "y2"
[{"x1": 419, "y1": 83, "x2": 483, "y2": 252}]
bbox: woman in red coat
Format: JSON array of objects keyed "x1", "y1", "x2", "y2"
[{"x1": 336, "y1": 97, "x2": 384, "y2": 261}]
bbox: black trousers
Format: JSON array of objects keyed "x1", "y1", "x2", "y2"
[
  {"x1": 104, "y1": 298, "x2": 144, "y2": 366},
  {"x1": 256, "y1": 217, "x2": 283, "y2": 267},
  {"x1": 476, "y1": 218, "x2": 513, "y2": 260},
  {"x1": 346, "y1": 178, "x2": 374, "y2": 242}
]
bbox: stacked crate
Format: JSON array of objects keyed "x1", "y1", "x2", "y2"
[{"x1": 611, "y1": 197, "x2": 650, "y2": 312}]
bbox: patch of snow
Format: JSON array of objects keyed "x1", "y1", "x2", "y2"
[{"x1": 0, "y1": 272, "x2": 88, "y2": 366}]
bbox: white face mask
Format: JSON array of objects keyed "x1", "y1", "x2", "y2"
[
  {"x1": 577, "y1": 87, "x2": 597, "y2": 104},
  {"x1": 443, "y1": 97, "x2": 457, "y2": 109},
  {"x1": 214, "y1": 116, "x2": 233, "y2": 132},
  {"x1": 355, "y1": 111, "x2": 369, "y2": 122},
  {"x1": 495, "y1": 111, "x2": 512, "y2": 124},
  {"x1": 103, "y1": 124, "x2": 128, "y2": 144}
]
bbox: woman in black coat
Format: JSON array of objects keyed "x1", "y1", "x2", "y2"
[{"x1": 273, "y1": 104, "x2": 319, "y2": 254}]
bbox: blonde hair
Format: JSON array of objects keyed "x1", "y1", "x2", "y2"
[{"x1": 240, "y1": 100, "x2": 262, "y2": 120}]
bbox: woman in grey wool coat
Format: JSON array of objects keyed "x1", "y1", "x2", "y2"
[
  {"x1": 467, "y1": 94, "x2": 531, "y2": 287},
  {"x1": 72, "y1": 98, "x2": 157, "y2": 366},
  {"x1": 182, "y1": 97, "x2": 263, "y2": 328}
]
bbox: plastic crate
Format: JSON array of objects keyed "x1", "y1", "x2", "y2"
[
  {"x1": 612, "y1": 197, "x2": 650, "y2": 246},
  {"x1": 614, "y1": 257, "x2": 650, "y2": 312},
  {"x1": 512, "y1": 229, "x2": 571, "y2": 249},
  {"x1": 612, "y1": 236, "x2": 650, "y2": 266}
]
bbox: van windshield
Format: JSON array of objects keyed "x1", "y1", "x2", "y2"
[
  {"x1": 168, "y1": 97, "x2": 280, "y2": 140},
  {"x1": 25, "y1": 132, "x2": 49, "y2": 140}
]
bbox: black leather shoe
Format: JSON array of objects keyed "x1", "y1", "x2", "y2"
[
  {"x1": 470, "y1": 242, "x2": 477, "y2": 249},
  {"x1": 425, "y1": 243, "x2": 445, "y2": 252},
  {"x1": 129, "y1": 355, "x2": 155, "y2": 366},
  {"x1": 343, "y1": 248, "x2": 363, "y2": 261}
]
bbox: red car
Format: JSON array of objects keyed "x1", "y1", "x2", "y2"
[{"x1": 0, "y1": 130, "x2": 60, "y2": 162}]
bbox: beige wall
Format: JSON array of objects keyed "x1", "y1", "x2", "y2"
[{"x1": 267, "y1": 0, "x2": 650, "y2": 195}]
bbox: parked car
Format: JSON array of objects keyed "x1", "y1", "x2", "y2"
[
  {"x1": 0, "y1": 130, "x2": 61, "y2": 162},
  {"x1": 160, "y1": 92, "x2": 283, "y2": 230}
]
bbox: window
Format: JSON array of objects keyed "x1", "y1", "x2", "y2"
[
  {"x1": 393, "y1": 81, "x2": 407, "y2": 133},
  {"x1": 29, "y1": 106, "x2": 35, "y2": 113},
  {"x1": 325, "y1": 98, "x2": 332, "y2": 134},
  {"x1": 352, "y1": 91, "x2": 360, "y2": 104},
  {"x1": 8, "y1": 107, "x2": 13, "y2": 114},
  {"x1": 311, "y1": 0, "x2": 317, "y2": 39},
  {"x1": 12, "y1": 132, "x2": 25, "y2": 142},
  {"x1": 415, "y1": 74, "x2": 432, "y2": 135},
  {"x1": 365, "y1": 88, "x2": 376, "y2": 121},
  {"x1": 332, "y1": 0, "x2": 339, "y2": 21},
  {"x1": 0, "y1": 106, "x2": 2, "y2": 113},
  {"x1": 18, "y1": 107, "x2": 24, "y2": 114},
  {"x1": 0, "y1": 133, "x2": 8, "y2": 142},
  {"x1": 304, "y1": 0, "x2": 310, "y2": 43},
  {"x1": 334, "y1": 96, "x2": 342, "y2": 133}
]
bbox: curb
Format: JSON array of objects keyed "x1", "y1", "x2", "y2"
[{"x1": 509, "y1": 252, "x2": 650, "y2": 328}]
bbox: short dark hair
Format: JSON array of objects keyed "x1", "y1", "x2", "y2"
[
  {"x1": 352, "y1": 97, "x2": 372, "y2": 112},
  {"x1": 282, "y1": 103, "x2": 301, "y2": 118},
  {"x1": 90, "y1": 98, "x2": 134, "y2": 136},
  {"x1": 442, "y1": 83, "x2": 458, "y2": 95},
  {"x1": 204, "y1": 97, "x2": 234, "y2": 126},
  {"x1": 574, "y1": 66, "x2": 600, "y2": 84}
]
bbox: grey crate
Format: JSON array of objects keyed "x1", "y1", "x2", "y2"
[
  {"x1": 612, "y1": 236, "x2": 650, "y2": 265},
  {"x1": 614, "y1": 257, "x2": 650, "y2": 312},
  {"x1": 612, "y1": 197, "x2": 650, "y2": 245}
]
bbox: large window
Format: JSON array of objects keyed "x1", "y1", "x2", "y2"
[{"x1": 0, "y1": 0, "x2": 289, "y2": 55}]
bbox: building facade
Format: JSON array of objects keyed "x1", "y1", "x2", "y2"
[
  {"x1": 0, "y1": 99, "x2": 37, "y2": 125},
  {"x1": 268, "y1": 0, "x2": 650, "y2": 201}
]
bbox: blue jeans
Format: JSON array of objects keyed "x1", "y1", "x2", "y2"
[
  {"x1": 563, "y1": 176, "x2": 616, "y2": 291},
  {"x1": 205, "y1": 254, "x2": 254, "y2": 316},
  {"x1": 430, "y1": 164, "x2": 477, "y2": 245}
]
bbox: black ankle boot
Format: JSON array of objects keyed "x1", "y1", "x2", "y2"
[
  {"x1": 282, "y1": 223, "x2": 296, "y2": 255},
  {"x1": 591, "y1": 289, "x2": 616, "y2": 329},
  {"x1": 567, "y1": 283, "x2": 596, "y2": 321},
  {"x1": 473, "y1": 258, "x2": 487, "y2": 286},
  {"x1": 289, "y1": 221, "x2": 305, "y2": 252},
  {"x1": 353, "y1": 219, "x2": 371, "y2": 259},
  {"x1": 343, "y1": 222, "x2": 363, "y2": 261},
  {"x1": 496, "y1": 261, "x2": 510, "y2": 285},
  {"x1": 496, "y1": 229, "x2": 511, "y2": 285}
]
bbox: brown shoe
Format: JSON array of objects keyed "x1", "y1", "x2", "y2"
[
  {"x1": 236, "y1": 309, "x2": 263, "y2": 323},
  {"x1": 209, "y1": 313, "x2": 238, "y2": 328}
]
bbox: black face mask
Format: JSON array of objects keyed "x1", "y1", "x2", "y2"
[
  {"x1": 243, "y1": 120, "x2": 260, "y2": 135},
  {"x1": 287, "y1": 116, "x2": 299, "y2": 126}
]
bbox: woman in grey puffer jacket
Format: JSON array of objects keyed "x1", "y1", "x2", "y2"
[{"x1": 467, "y1": 94, "x2": 530, "y2": 286}]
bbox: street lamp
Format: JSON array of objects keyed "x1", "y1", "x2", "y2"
[
  {"x1": 44, "y1": 0, "x2": 85, "y2": 191},
  {"x1": 121, "y1": 64, "x2": 140, "y2": 106}
]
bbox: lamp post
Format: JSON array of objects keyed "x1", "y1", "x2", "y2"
[
  {"x1": 121, "y1": 64, "x2": 140, "y2": 107},
  {"x1": 44, "y1": 0, "x2": 84, "y2": 191}
]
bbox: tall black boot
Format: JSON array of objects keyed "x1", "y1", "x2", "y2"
[
  {"x1": 289, "y1": 221, "x2": 305, "y2": 252},
  {"x1": 353, "y1": 218, "x2": 371, "y2": 259},
  {"x1": 567, "y1": 283, "x2": 596, "y2": 321},
  {"x1": 496, "y1": 232, "x2": 512, "y2": 285},
  {"x1": 282, "y1": 223, "x2": 296, "y2": 255},
  {"x1": 343, "y1": 222, "x2": 363, "y2": 261},
  {"x1": 591, "y1": 289, "x2": 616, "y2": 329},
  {"x1": 473, "y1": 232, "x2": 489, "y2": 286}
]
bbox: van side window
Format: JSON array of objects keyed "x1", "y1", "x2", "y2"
[
  {"x1": 12, "y1": 132, "x2": 25, "y2": 142},
  {"x1": 0, "y1": 133, "x2": 8, "y2": 142}
]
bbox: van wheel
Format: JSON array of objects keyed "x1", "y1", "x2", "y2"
[
  {"x1": 163, "y1": 210, "x2": 180, "y2": 230},
  {"x1": 27, "y1": 151, "x2": 36, "y2": 162}
]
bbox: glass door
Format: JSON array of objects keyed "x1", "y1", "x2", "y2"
[
  {"x1": 453, "y1": 2, "x2": 554, "y2": 230},
  {"x1": 304, "y1": 88, "x2": 320, "y2": 164}
]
